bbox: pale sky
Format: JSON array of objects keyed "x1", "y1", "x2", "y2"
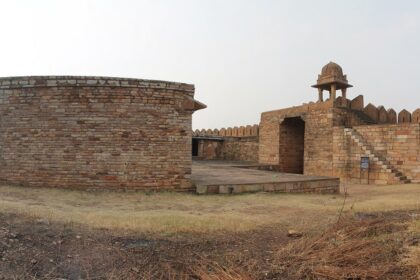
[{"x1": 0, "y1": 0, "x2": 419, "y2": 129}]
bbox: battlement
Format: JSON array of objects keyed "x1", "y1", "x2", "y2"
[
  {"x1": 193, "y1": 62, "x2": 419, "y2": 186},
  {"x1": 193, "y1": 124, "x2": 259, "y2": 138},
  {"x1": 336, "y1": 94, "x2": 419, "y2": 124}
]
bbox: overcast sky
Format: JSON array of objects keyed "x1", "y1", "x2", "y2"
[{"x1": 0, "y1": 0, "x2": 419, "y2": 129}]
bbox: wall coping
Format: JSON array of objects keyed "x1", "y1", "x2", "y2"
[
  {"x1": 0, "y1": 76, "x2": 194, "y2": 92},
  {"x1": 261, "y1": 100, "x2": 333, "y2": 117}
]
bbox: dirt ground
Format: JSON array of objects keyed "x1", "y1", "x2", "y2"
[{"x1": 0, "y1": 183, "x2": 419, "y2": 279}]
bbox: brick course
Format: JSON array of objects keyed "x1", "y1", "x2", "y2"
[
  {"x1": 0, "y1": 76, "x2": 201, "y2": 191},
  {"x1": 333, "y1": 124, "x2": 420, "y2": 184},
  {"x1": 220, "y1": 137, "x2": 258, "y2": 162},
  {"x1": 193, "y1": 137, "x2": 258, "y2": 162},
  {"x1": 197, "y1": 62, "x2": 419, "y2": 186},
  {"x1": 259, "y1": 101, "x2": 335, "y2": 177},
  {"x1": 202, "y1": 98, "x2": 419, "y2": 185}
]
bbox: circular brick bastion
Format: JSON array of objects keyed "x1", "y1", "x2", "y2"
[{"x1": 0, "y1": 76, "x2": 204, "y2": 191}]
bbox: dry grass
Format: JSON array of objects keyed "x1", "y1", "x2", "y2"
[
  {"x1": 191, "y1": 262, "x2": 254, "y2": 280},
  {"x1": 0, "y1": 183, "x2": 418, "y2": 235},
  {"x1": 0, "y1": 183, "x2": 419, "y2": 279},
  {"x1": 404, "y1": 216, "x2": 420, "y2": 278},
  {"x1": 269, "y1": 216, "x2": 414, "y2": 280}
]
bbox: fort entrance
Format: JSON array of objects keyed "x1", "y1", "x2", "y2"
[
  {"x1": 279, "y1": 117, "x2": 305, "y2": 174},
  {"x1": 194, "y1": 61, "x2": 419, "y2": 191}
]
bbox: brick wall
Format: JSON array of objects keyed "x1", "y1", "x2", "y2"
[
  {"x1": 0, "y1": 76, "x2": 201, "y2": 191},
  {"x1": 332, "y1": 128, "x2": 399, "y2": 184},
  {"x1": 193, "y1": 124, "x2": 259, "y2": 162},
  {"x1": 193, "y1": 137, "x2": 258, "y2": 162},
  {"x1": 259, "y1": 101, "x2": 335, "y2": 177},
  {"x1": 279, "y1": 118, "x2": 305, "y2": 173},
  {"x1": 333, "y1": 124, "x2": 420, "y2": 184},
  {"x1": 355, "y1": 124, "x2": 419, "y2": 182},
  {"x1": 220, "y1": 137, "x2": 259, "y2": 162},
  {"x1": 195, "y1": 93, "x2": 418, "y2": 186},
  {"x1": 196, "y1": 139, "x2": 223, "y2": 160}
]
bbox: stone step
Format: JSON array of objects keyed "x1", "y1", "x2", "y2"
[{"x1": 345, "y1": 127, "x2": 410, "y2": 185}]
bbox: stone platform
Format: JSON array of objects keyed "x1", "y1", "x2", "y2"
[{"x1": 192, "y1": 160, "x2": 340, "y2": 194}]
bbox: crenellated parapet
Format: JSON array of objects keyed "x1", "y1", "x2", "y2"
[
  {"x1": 338, "y1": 94, "x2": 419, "y2": 125},
  {"x1": 193, "y1": 124, "x2": 259, "y2": 138},
  {"x1": 412, "y1": 109, "x2": 420, "y2": 123}
]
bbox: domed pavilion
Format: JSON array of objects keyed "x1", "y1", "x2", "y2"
[{"x1": 312, "y1": 62, "x2": 352, "y2": 104}]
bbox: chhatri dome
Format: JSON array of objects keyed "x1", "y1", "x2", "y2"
[
  {"x1": 312, "y1": 61, "x2": 352, "y2": 104},
  {"x1": 321, "y1": 61, "x2": 344, "y2": 78}
]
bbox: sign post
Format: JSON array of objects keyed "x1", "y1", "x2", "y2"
[{"x1": 360, "y1": 156, "x2": 370, "y2": 184}]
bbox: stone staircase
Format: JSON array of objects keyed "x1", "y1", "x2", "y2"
[
  {"x1": 343, "y1": 128, "x2": 411, "y2": 184},
  {"x1": 350, "y1": 109, "x2": 377, "y2": 125}
]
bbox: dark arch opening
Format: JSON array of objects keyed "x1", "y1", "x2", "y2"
[
  {"x1": 279, "y1": 117, "x2": 305, "y2": 174},
  {"x1": 192, "y1": 138, "x2": 199, "y2": 157}
]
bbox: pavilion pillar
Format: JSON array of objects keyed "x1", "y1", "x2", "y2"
[
  {"x1": 342, "y1": 88, "x2": 347, "y2": 106},
  {"x1": 330, "y1": 84, "x2": 336, "y2": 101},
  {"x1": 318, "y1": 88, "x2": 323, "y2": 102}
]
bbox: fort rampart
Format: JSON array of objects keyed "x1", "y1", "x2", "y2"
[
  {"x1": 196, "y1": 93, "x2": 419, "y2": 184},
  {"x1": 0, "y1": 76, "x2": 202, "y2": 190},
  {"x1": 192, "y1": 125, "x2": 259, "y2": 162}
]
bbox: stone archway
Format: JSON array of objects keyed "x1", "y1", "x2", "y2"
[{"x1": 279, "y1": 117, "x2": 305, "y2": 174}]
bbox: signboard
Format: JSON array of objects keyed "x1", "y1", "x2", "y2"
[{"x1": 360, "y1": 157, "x2": 370, "y2": 169}]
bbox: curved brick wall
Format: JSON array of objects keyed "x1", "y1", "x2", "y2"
[{"x1": 0, "y1": 76, "x2": 199, "y2": 191}]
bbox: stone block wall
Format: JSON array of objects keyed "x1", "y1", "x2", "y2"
[
  {"x1": 355, "y1": 124, "x2": 419, "y2": 182},
  {"x1": 193, "y1": 124, "x2": 259, "y2": 162},
  {"x1": 196, "y1": 139, "x2": 223, "y2": 160},
  {"x1": 194, "y1": 92, "x2": 418, "y2": 185},
  {"x1": 259, "y1": 95, "x2": 419, "y2": 182},
  {"x1": 279, "y1": 117, "x2": 305, "y2": 173},
  {"x1": 335, "y1": 94, "x2": 419, "y2": 126},
  {"x1": 0, "y1": 76, "x2": 201, "y2": 191},
  {"x1": 220, "y1": 137, "x2": 259, "y2": 162},
  {"x1": 193, "y1": 124, "x2": 259, "y2": 138},
  {"x1": 333, "y1": 124, "x2": 420, "y2": 184},
  {"x1": 333, "y1": 128, "x2": 399, "y2": 184},
  {"x1": 259, "y1": 101, "x2": 335, "y2": 177}
]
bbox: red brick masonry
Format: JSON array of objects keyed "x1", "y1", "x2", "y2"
[{"x1": 0, "y1": 76, "x2": 203, "y2": 191}]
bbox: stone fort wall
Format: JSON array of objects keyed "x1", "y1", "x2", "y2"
[
  {"x1": 332, "y1": 95, "x2": 420, "y2": 184},
  {"x1": 333, "y1": 94, "x2": 420, "y2": 127},
  {"x1": 196, "y1": 60, "x2": 419, "y2": 186},
  {"x1": 259, "y1": 101, "x2": 335, "y2": 176},
  {"x1": 333, "y1": 123, "x2": 420, "y2": 184},
  {"x1": 0, "y1": 76, "x2": 198, "y2": 191},
  {"x1": 193, "y1": 124, "x2": 259, "y2": 138},
  {"x1": 193, "y1": 125, "x2": 259, "y2": 162},
  {"x1": 197, "y1": 94, "x2": 419, "y2": 185}
]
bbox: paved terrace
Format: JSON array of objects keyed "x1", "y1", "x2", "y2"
[{"x1": 192, "y1": 160, "x2": 340, "y2": 194}]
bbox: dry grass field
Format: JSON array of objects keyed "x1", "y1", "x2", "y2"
[
  {"x1": 0, "y1": 183, "x2": 419, "y2": 234},
  {"x1": 0, "y1": 183, "x2": 419, "y2": 279}
]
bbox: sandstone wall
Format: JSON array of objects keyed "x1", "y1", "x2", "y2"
[
  {"x1": 333, "y1": 124, "x2": 420, "y2": 184},
  {"x1": 355, "y1": 124, "x2": 419, "y2": 182},
  {"x1": 196, "y1": 93, "x2": 418, "y2": 185},
  {"x1": 196, "y1": 139, "x2": 223, "y2": 160},
  {"x1": 0, "y1": 76, "x2": 199, "y2": 191},
  {"x1": 220, "y1": 137, "x2": 259, "y2": 162},
  {"x1": 335, "y1": 94, "x2": 419, "y2": 126},
  {"x1": 193, "y1": 124, "x2": 259, "y2": 162},
  {"x1": 193, "y1": 124, "x2": 259, "y2": 138},
  {"x1": 259, "y1": 101, "x2": 335, "y2": 177}
]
